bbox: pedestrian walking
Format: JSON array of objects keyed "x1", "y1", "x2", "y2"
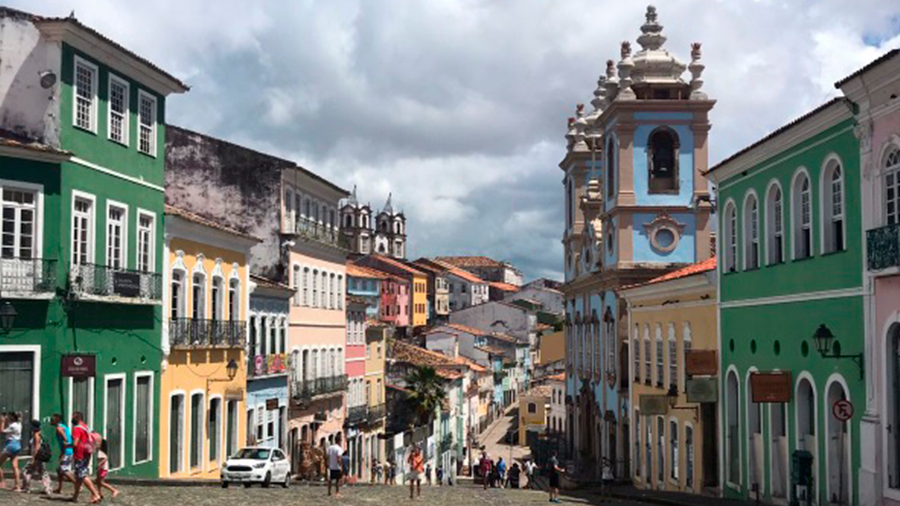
[
  {"x1": 406, "y1": 445, "x2": 424, "y2": 500},
  {"x1": 372, "y1": 458, "x2": 380, "y2": 484},
  {"x1": 507, "y1": 462, "x2": 520, "y2": 489},
  {"x1": 50, "y1": 414, "x2": 74, "y2": 495},
  {"x1": 436, "y1": 465, "x2": 443, "y2": 487},
  {"x1": 341, "y1": 450, "x2": 351, "y2": 486},
  {"x1": 389, "y1": 460, "x2": 396, "y2": 485},
  {"x1": 96, "y1": 439, "x2": 120, "y2": 500},
  {"x1": 21, "y1": 420, "x2": 51, "y2": 494},
  {"x1": 0, "y1": 412, "x2": 23, "y2": 491},
  {"x1": 326, "y1": 434, "x2": 344, "y2": 497},
  {"x1": 479, "y1": 451, "x2": 491, "y2": 490},
  {"x1": 524, "y1": 459, "x2": 536, "y2": 489},
  {"x1": 547, "y1": 452, "x2": 562, "y2": 503},
  {"x1": 70, "y1": 412, "x2": 100, "y2": 504},
  {"x1": 496, "y1": 457, "x2": 506, "y2": 489},
  {"x1": 425, "y1": 463, "x2": 432, "y2": 485}
]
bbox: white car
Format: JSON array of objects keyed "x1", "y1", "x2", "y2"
[{"x1": 221, "y1": 447, "x2": 291, "y2": 488}]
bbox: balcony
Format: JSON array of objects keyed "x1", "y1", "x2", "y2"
[
  {"x1": 70, "y1": 263, "x2": 162, "y2": 304},
  {"x1": 367, "y1": 403, "x2": 386, "y2": 421},
  {"x1": 291, "y1": 374, "x2": 348, "y2": 403},
  {"x1": 868, "y1": 223, "x2": 900, "y2": 271},
  {"x1": 248, "y1": 353, "x2": 288, "y2": 378},
  {"x1": 169, "y1": 318, "x2": 247, "y2": 347},
  {"x1": 290, "y1": 217, "x2": 349, "y2": 249},
  {"x1": 0, "y1": 257, "x2": 56, "y2": 298},
  {"x1": 346, "y1": 404, "x2": 368, "y2": 424}
]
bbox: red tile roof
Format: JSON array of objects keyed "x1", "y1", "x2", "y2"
[
  {"x1": 429, "y1": 260, "x2": 487, "y2": 284},
  {"x1": 391, "y1": 340, "x2": 458, "y2": 368},
  {"x1": 369, "y1": 255, "x2": 427, "y2": 277},
  {"x1": 489, "y1": 281, "x2": 520, "y2": 292},
  {"x1": 435, "y1": 256, "x2": 504, "y2": 268},
  {"x1": 475, "y1": 345, "x2": 508, "y2": 356},
  {"x1": 445, "y1": 323, "x2": 489, "y2": 336},
  {"x1": 347, "y1": 263, "x2": 388, "y2": 280},
  {"x1": 165, "y1": 205, "x2": 261, "y2": 242},
  {"x1": 643, "y1": 257, "x2": 717, "y2": 286},
  {"x1": 488, "y1": 332, "x2": 517, "y2": 344},
  {"x1": 454, "y1": 356, "x2": 487, "y2": 373},
  {"x1": 250, "y1": 274, "x2": 294, "y2": 293}
]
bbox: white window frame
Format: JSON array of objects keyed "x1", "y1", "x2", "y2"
[
  {"x1": 132, "y1": 371, "x2": 154, "y2": 465},
  {"x1": 136, "y1": 209, "x2": 155, "y2": 273},
  {"x1": 723, "y1": 200, "x2": 737, "y2": 273},
  {"x1": 292, "y1": 264, "x2": 301, "y2": 306},
  {"x1": 73, "y1": 56, "x2": 98, "y2": 133},
  {"x1": 228, "y1": 275, "x2": 240, "y2": 321},
  {"x1": 883, "y1": 146, "x2": 900, "y2": 225},
  {"x1": 191, "y1": 261, "x2": 208, "y2": 321},
  {"x1": 168, "y1": 390, "x2": 187, "y2": 476},
  {"x1": 105, "y1": 200, "x2": 129, "y2": 270},
  {"x1": 669, "y1": 417, "x2": 679, "y2": 483},
  {"x1": 71, "y1": 190, "x2": 96, "y2": 266},
  {"x1": 171, "y1": 267, "x2": 186, "y2": 320},
  {"x1": 681, "y1": 322, "x2": 692, "y2": 393},
  {"x1": 211, "y1": 275, "x2": 225, "y2": 321},
  {"x1": 103, "y1": 373, "x2": 127, "y2": 471},
  {"x1": 0, "y1": 180, "x2": 44, "y2": 260},
  {"x1": 208, "y1": 394, "x2": 224, "y2": 468},
  {"x1": 743, "y1": 191, "x2": 759, "y2": 270},
  {"x1": 655, "y1": 324, "x2": 664, "y2": 387},
  {"x1": 67, "y1": 376, "x2": 95, "y2": 429},
  {"x1": 107, "y1": 73, "x2": 130, "y2": 145},
  {"x1": 765, "y1": 181, "x2": 785, "y2": 265},
  {"x1": 791, "y1": 169, "x2": 813, "y2": 260},
  {"x1": 667, "y1": 324, "x2": 677, "y2": 390},
  {"x1": 137, "y1": 90, "x2": 158, "y2": 157},
  {"x1": 820, "y1": 154, "x2": 846, "y2": 254}
]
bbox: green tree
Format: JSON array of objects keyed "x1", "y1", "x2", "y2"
[{"x1": 404, "y1": 366, "x2": 446, "y2": 426}]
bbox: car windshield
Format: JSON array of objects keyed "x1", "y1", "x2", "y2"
[{"x1": 232, "y1": 449, "x2": 270, "y2": 460}]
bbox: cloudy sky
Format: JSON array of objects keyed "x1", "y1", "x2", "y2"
[{"x1": 16, "y1": 0, "x2": 900, "y2": 280}]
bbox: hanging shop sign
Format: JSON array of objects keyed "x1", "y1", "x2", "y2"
[
  {"x1": 61, "y1": 354, "x2": 96, "y2": 378},
  {"x1": 686, "y1": 378, "x2": 718, "y2": 404},
  {"x1": 639, "y1": 395, "x2": 669, "y2": 416},
  {"x1": 685, "y1": 350, "x2": 718, "y2": 376},
  {"x1": 750, "y1": 372, "x2": 792, "y2": 403}
]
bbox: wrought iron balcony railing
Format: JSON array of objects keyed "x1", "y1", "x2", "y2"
[
  {"x1": 291, "y1": 374, "x2": 348, "y2": 401},
  {"x1": 291, "y1": 217, "x2": 350, "y2": 249},
  {"x1": 367, "y1": 403, "x2": 386, "y2": 421},
  {"x1": 70, "y1": 263, "x2": 162, "y2": 302},
  {"x1": 0, "y1": 257, "x2": 56, "y2": 297},
  {"x1": 248, "y1": 353, "x2": 288, "y2": 378},
  {"x1": 346, "y1": 404, "x2": 368, "y2": 424},
  {"x1": 169, "y1": 318, "x2": 247, "y2": 347},
  {"x1": 868, "y1": 223, "x2": 900, "y2": 271}
]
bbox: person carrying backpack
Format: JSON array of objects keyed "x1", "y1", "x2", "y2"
[
  {"x1": 70, "y1": 412, "x2": 100, "y2": 504},
  {"x1": 21, "y1": 420, "x2": 51, "y2": 494},
  {"x1": 50, "y1": 414, "x2": 74, "y2": 495}
]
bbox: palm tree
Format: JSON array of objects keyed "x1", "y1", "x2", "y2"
[{"x1": 404, "y1": 366, "x2": 446, "y2": 426}]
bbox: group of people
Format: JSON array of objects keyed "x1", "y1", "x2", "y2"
[
  {"x1": 477, "y1": 449, "x2": 564, "y2": 503},
  {"x1": 0, "y1": 412, "x2": 120, "y2": 503},
  {"x1": 322, "y1": 435, "x2": 433, "y2": 500}
]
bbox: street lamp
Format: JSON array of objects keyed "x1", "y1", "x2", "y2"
[
  {"x1": 812, "y1": 324, "x2": 864, "y2": 380},
  {"x1": 226, "y1": 358, "x2": 239, "y2": 380},
  {"x1": 0, "y1": 300, "x2": 17, "y2": 334}
]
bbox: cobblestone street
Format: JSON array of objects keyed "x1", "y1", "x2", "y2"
[{"x1": 2, "y1": 482, "x2": 645, "y2": 506}]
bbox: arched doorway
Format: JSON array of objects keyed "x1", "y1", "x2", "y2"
[
  {"x1": 796, "y1": 377, "x2": 817, "y2": 505},
  {"x1": 826, "y1": 378, "x2": 850, "y2": 505},
  {"x1": 770, "y1": 402, "x2": 788, "y2": 499},
  {"x1": 889, "y1": 324, "x2": 900, "y2": 491},
  {"x1": 726, "y1": 370, "x2": 740, "y2": 486},
  {"x1": 747, "y1": 371, "x2": 762, "y2": 491}
]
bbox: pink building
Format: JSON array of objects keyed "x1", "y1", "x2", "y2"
[
  {"x1": 344, "y1": 295, "x2": 368, "y2": 477},
  {"x1": 838, "y1": 49, "x2": 900, "y2": 506},
  {"x1": 379, "y1": 274, "x2": 410, "y2": 328}
]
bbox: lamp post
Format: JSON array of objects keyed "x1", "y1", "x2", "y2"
[
  {"x1": 0, "y1": 300, "x2": 17, "y2": 334},
  {"x1": 812, "y1": 324, "x2": 864, "y2": 380}
]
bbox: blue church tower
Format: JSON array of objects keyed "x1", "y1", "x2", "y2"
[{"x1": 560, "y1": 5, "x2": 715, "y2": 480}]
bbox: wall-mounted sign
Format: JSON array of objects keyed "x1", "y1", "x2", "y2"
[
  {"x1": 266, "y1": 398, "x2": 279, "y2": 411},
  {"x1": 686, "y1": 378, "x2": 718, "y2": 404},
  {"x1": 61, "y1": 354, "x2": 95, "y2": 378},
  {"x1": 225, "y1": 388, "x2": 244, "y2": 401},
  {"x1": 832, "y1": 399, "x2": 853, "y2": 422},
  {"x1": 639, "y1": 395, "x2": 669, "y2": 416},
  {"x1": 750, "y1": 372, "x2": 792, "y2": 403},
  {"x1": 685, "y1": 350, "x2": 718, "y2": 376},
  {"x1": 112, "y1": 271, "x2": 141, "y2": 297}
]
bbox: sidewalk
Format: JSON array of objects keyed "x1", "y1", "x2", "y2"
[{"x1": 605, "y1": 485, "x2": 755, "y2": 506}]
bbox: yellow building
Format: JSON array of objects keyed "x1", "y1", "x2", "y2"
[
  {"x1": 362, "y1": 322, "x2": 389, "y2": 480},
  {"x1": 621, "y1": 258, "x2": 717, "y2": 494},
  {"x1": 160, "y1": 206, "x2": 259, "y2": 479},
  {"x1": 519, "y1": 385, "x2": 551, "y2": 445},
  {"x1": 537, "y1": 330, "x2": 566, "y2": 366}
]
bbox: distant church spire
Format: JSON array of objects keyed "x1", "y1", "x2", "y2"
[
  {"x1": 348, "y1": 184, "x2": 358, "y2": 206},
  {"x1": 383, "y1": 192, "x2": 393, "y2": 214}
]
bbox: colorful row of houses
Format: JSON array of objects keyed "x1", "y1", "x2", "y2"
[{"x1": 559, "y1": 6, "x2": 900, "y2": 506}]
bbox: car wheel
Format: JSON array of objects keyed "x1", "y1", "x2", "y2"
[
  {"x1": 282, "y1": 473, "x2": 291, "y2": 489},
  {"x1": 263, "y1": 472, "x2": 272, "y2": 488},
  {"x1": 222, "y1": 481, "x2": 229, "y2": 489}
]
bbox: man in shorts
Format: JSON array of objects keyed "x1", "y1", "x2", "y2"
[
  {"x1": 547, "y1": 452, "x2": 562, "y2": 503},
  {"x1": 406, "y1": 445, "x2": 424, "y2": 500},
  {"x1": 70, "y1": 412, "x2": 100, "y2": 504},
  {"x1": 326, "y1": 434, "x2": 344, "y2": 497},
  {"x1": 50, "y1": 414, "x2": 74, "y2": 495}
]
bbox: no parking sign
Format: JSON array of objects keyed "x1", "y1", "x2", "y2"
[{"x1": 832, "y1": 399, "x2": 853, "y2": 422}]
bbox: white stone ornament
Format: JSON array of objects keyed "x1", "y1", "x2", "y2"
[
  {"x1": 573, "y1": 104, "x2": 589, "y2": 152},
  {"x1": 616, "y1": 41, "x2": 636, "y2": 101},
  {"x1": 689, "y1": 42, "x2": 707, "y2": 100},
  {"x1": 604, "y1": 59, "x2": 620, "y2": 103}
]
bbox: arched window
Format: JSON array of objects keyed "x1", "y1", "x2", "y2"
[
  {"x1": 607, "y1": 136, "x2": 616, "y2": 199},
  {"x1": 228, "y1": 278, "x2": 239, "y2": 321},
  {"x1": 726, "y1": 371, "x2": 740, "y2": 485},
  {"x1": 566, "y1": 178, "x2": 574, "y2": 229},
  {"x1": 884, "y1": 148, "x2": 900, "y2": 224},
  {"x1": 337, "y1": 275, "x2": 344, "y2": 310},
  {"x1": 822, "y1": 158, "x2": 845, "y2": 253},
  {"x1": 648, "y1": 127, "x2": 679, "y2": 193},
  {"x1": 302, "y1": 267, "x2": 310, "y2": 306},
  {"x1": 211, "y1": 276, "x2": 224, "y2": 320},
  {"x1": 655, "y1": 324, "x2": 663, "y2": 387},
  {"x1": 792, "y1": 171, "x2": 813, "y2": 259},
  {"x1": 766, "y1": 183, "x2": 784, "y2": 264},
  {"x1": 643, "y1": 325, "x2": 651, "y2": 384},
  {"x1": 723, "y1": 202, "x2": 737, "y2": 273},
  {"x1": 743, "y1": 193, "x2": 759, "y2": 269},
  {"x1": 747, "y1": 371, "x2": 762, "y2": 488},
  {"x1": 191, "y1": 273, "x2": 206, "y2": 320},
  {"x1": 633, "y1": 326, "x2": 640, "y2": 382},
  {"x1": 312, "y1": 270, "x2": 319, "y2": 308},
  {"x1": 344, "y1": 214, "x2": 352, "y2": 228},
  {"x1": 171, "y1": 269, "x2": 185, "y2": 320},
  {"x1": 681, "y1": 322, "x2": 692, "y2": 393},
  {"x1": 796, "y1": 377, "x2": 817, "y2": 502},
  {"x1": 292, "y1": 265, "x2": 301, "y2": 306},
  {"x1": 667, "y1": 323, "x2": 677, "y2": 390}
]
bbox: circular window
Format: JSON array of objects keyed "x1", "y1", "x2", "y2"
[{"x1": 656, "y1": 229, "x2": 675, "y2": 249}]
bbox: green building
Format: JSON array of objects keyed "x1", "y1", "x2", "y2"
[
  {"x1": 0, "y1": 7, "x2": 187, "y2": 477},
  {"x1": 707, "y1": 98, "x2": 862, "y2": 505}
]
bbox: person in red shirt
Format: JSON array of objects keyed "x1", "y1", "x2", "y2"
[{"x1": 70, "y1": 413, "x2": 100, "y2": 504}]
